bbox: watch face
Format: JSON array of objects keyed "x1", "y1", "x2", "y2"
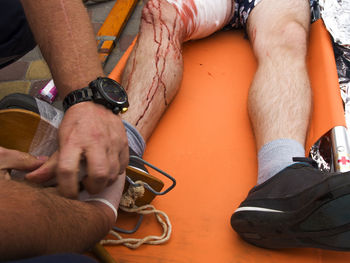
[{"x1": 99, "y1": 78, "x2": 127, "y2": 104}]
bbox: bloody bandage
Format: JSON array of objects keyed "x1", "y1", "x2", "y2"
[{"x1": 166, "y1": 0, "x2": 235, "y2": 41}]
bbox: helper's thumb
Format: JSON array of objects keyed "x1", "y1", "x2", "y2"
[{"x1": 2, "y1": 148, "x2": 46, "y2": 171}]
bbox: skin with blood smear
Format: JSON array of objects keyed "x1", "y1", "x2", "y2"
[
  {"x1": 122, "y1": 0, "x2": 184, "y2": 140},
  {"x1": 122, "y1": 0, "x2": 234, "y2": 140}
]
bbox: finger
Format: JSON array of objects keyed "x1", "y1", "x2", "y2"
[
  {"x1": 118, "y1": 146, "x2": 129, "y2": 174},
  {"x1": 25, "y1": 152, "x2": 58, "y2": 183},
  {"x1": 106, "y1": 173, "x2": 118, "y2": 186},
  {"x1": 106, "y1": 144, "x2": 129, "y2": 187},
  {"x1": 56, "y1": 146, "x2": 82, "y2": 198},
  {"x1": 0, "y1": 148, "x2": 46, "y2": 171},
  {"x1": 83, "y1": 146, "x2": 110, "y2": 194},
  {"x1": 0, "y1": 170, "x2": 11, "y2": 180},
  {"x1": 109, "y1": 120, "x2": 128, "y2": 174},
  {"x1": 106, "y1": 145, "x2": 120, "y2": 187},
  {"x1": 107, "y1": 146, "x2": 120, "y2": 184}
]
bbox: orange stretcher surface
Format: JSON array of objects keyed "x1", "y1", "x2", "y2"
[{"x1": 108, "y1": 20, "x2": 348, "y2": 262}]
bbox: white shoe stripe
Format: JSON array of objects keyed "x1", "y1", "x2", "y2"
[{"x1": 235, "y1": 206, "x2": 284, "y2": 213}]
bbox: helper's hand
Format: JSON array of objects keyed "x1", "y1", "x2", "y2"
[
  {"x1": 25, "y1": 151, "x2": 89, "y2": 186},
  {"x1": 25, "y1": 151, "x2": 58, "y2": 184},
  {"x1": 56, "y1": 102, "x2": 129, "y2": 198},
  {"x1": 0, "y1": 147, "x2": 46, "y2": 180}
]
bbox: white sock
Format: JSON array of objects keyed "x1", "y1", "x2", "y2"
[
  {"x1": 123, "y1": 121, "x2": 145, "y2": 157},
  {"x1": 257, "y1": 139, "x2": 305, "y2": 185}
]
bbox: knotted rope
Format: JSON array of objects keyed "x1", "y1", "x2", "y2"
[{"x1": 101, "y1": 181, "x2": 172, "y2": 249}]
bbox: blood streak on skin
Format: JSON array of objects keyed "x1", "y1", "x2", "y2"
[
  {"x1": 179, "y1": 0, "x2": 198, "y2": 38},
  {"x1": 133, "y1": 0, "x2": 182, "y2": 126},
  {"x1": 125, "y1": 40, "x2": 139, "y2": 92}
]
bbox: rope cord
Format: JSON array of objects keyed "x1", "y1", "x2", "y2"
[{"x1": 101, "y1": 181, "x2": 172, "y2": 249}]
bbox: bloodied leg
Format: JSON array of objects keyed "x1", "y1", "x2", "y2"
[{"x1": 122, "y1": 0, "x2": 235, "y2": 141}]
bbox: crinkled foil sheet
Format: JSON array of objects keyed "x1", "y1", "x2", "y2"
[{"x1": 310, "y1": 0, "x2": 350, "y2": 171}]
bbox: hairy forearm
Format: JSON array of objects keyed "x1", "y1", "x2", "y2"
[
  {"x1": 20, "y1": 0, "x2": 104, "y2": 97},
  {"x1": 0, "y1": 180, "x2": 113, "y2": 261}
]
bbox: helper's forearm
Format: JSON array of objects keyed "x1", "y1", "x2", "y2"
[
  {"x1": 0, "y1": 180, "x2": 113, "y2": 261},
  {"x1": 20, "y1": 0, "x2": 104, "y2": 97}
]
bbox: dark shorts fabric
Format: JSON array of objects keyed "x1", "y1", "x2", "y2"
[
  {"x1": 228, "y1": 0, "x2": 319, "y2": 29},
  {"x1": 0, "y1": 0, "x2": 36, "y2": 69},
  {"x1": 229, "y1": 0, "x2": 263, "y2": 29},
  {"x1": 6, "y1": 253, "x2": 99, "y2": 263}
]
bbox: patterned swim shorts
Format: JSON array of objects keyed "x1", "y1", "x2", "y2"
[{"x1": 228, "y1": 0, "x2": 319, "y2": 28}]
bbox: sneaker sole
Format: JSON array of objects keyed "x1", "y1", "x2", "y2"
[{"x1": 231, "y1": 173, "x2": 350, "y2": 251}]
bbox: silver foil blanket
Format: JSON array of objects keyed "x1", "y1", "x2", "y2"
[
  {"x1": 321, "y1": 0, "x2": 350, "y2": 129},
  {"x1": 310, "y1": 0, "x2": 350, "y2": 171},
  {"x1": 319, "y1": 0, "x2": 350, "y2": 46},
  {"x1": 320, "y1": 0, "x2": 350, "y2": 124}
]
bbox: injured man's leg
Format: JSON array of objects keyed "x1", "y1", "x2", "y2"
[
  {"x1": 121, "y1": 0, "x2": 235, "y2": 141},
  {"x1": 231, "y1": 0, "x2": 350, "y2": 251}
]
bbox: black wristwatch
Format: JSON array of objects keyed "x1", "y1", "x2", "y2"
[{"x1": 63, "y1": 77, "x2": 129, "y2": 114}]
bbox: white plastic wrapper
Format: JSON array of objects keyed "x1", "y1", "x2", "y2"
[
  {"x1": 29, "y1": 98, "x2": 63, "y2": 156},
  {"x1": 10, "y1": 99, "x2": 63, "y2": 182}
]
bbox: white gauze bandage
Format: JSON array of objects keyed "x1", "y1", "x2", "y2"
[{"x1": 166, "y1": 0, "x2": 235, "y2": 41}]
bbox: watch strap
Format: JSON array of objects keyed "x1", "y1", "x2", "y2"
[{"x1": 63, "y1": 87, "x2": 94, "y2": 112}]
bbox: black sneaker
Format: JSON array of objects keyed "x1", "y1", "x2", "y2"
[{"x1": 231, "y1": 160, "x2": 350, "y2": 251}]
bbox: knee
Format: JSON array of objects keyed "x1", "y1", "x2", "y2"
[
  {"x1": 279, "y1": 21, "x2": 308, "y2": 54},
  {"x1": 141, "y1": 0, "x2": 184, "y2": 33},
  {"x1": 140, "y1": 0, "x2": 186, "y2": 42},
  {"x1": 254, "y1": 21, "x2": 309, "y2": 61},
  {"x1": 141, "y1": 0, "x2": 169, "y2": 25}
]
